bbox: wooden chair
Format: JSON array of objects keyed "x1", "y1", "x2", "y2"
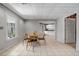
[
  {"x1": 24, "y1": 33, "x2": 29, "y2": 40},
  {"x1": 26, "y1": 34, "x2": 38, "y2": 52},
  {"x1": 26, "y1": 39, "x2": 36, "y2": 52},
  {"x1": 38, "y1": 32, "x2": 46, "y2": 44}
]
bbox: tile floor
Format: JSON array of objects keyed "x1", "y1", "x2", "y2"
[{"x1": 0, "y1": 36, "x2": 79, "y2": 56}]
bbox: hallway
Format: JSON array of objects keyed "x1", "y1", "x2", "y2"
[{"x1": 0, "y1": 36, "x2": 79, "y2": 56}]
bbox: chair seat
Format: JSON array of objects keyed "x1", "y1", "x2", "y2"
[
  {"x1": 38, "y1": 38, "x2": 45, "y2": 40},
  {"x1": 27, "y1": 39, "x2": 37, "y2": 42}
]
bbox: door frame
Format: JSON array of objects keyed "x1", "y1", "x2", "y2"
[{"x1": 65, "y1": 13, "x2": 76, "y2": 45}]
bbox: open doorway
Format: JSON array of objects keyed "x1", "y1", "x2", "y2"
[
  {"x1": 65, "y1": 13, "x2": 76, "y2": 49},
  {"x1": 39, "y1": 21, "x2": 56, "y2": 40}
]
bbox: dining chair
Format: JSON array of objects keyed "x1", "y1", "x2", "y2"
[
  {"x1": 38, "y1": 32, "x2": 46, "y2": 44},
  {"x1": 26, "y1": 34, "x2": 38, "y2": 52},
  {"x1": 24, "y1": 33, "x2": 29, "y2": 40}
]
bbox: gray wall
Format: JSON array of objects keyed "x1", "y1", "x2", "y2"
[
  {"x1": 0, "y1": 4, "x2": 24, "y2": 52},
  {"x1": 24, "y1": 21, "x2": 42, "y2": 34},
  {"x1": 56, "y1": 17, "x2": 65, "y2": 43},
  {"x1": 76, "y1": 11, "x2": 79, "y2": 51}
]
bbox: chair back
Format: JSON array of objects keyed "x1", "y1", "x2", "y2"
[
  {"x1": 24, "y1": 33, "x2": 28, "y2": 40},
  {"x1": 38, "y1": 32, "x2": 45, "y2": 38}
]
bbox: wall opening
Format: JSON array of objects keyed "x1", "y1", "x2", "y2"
[{"x1": 65, "y1": 13, "x2": 76, "y2": 49}]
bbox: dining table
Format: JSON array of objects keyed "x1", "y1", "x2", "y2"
[{"x1": 26, "y1": 32, "x2": 39, "y2": 52}]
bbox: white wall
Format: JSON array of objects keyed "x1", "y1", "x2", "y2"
[
  {"x1": 76, "y1": 11, "x2": 79, "y2": 51},
  {"x1": 56, "y1": 17, "x2": 65, "y2": 43},
  {"x1": 24, "y1": 21, "x2": 42, "y2": 34},
  {"x1": 0, "y1": 4, "x2": 24, "y2": 52},
  {"x1": 0, "y1": 5, "x2": 6, "y2": 50}
]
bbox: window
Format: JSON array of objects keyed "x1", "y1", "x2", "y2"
[
  {"x1": 45, "y1": 24, "x2": 55, "y2": 31},
  {"x1": 6, "y1": 11, "x2": 16, "y2": 39},
  {"x1": 7, "y1": 23, "x2": 15, "y2": 38}
]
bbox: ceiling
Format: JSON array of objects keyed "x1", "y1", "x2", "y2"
[{"x1": 2, "y1": 3, "x2": 79, "y2": 21}]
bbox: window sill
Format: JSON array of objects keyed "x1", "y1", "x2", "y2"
[{"x1": 7, "y1": 37, "x2": 16, "y2": 41}]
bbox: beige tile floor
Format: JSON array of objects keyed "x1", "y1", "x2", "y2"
[{"x1": 0, "y1": 36, "x2": 79, "y2": 56}]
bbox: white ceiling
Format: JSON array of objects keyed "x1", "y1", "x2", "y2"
[{"x1": 2, "y1": 3, "x2": 79, "y2": 20}]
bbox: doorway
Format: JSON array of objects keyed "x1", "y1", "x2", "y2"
[
  {"x1": 65, "y1": 13, "x2": 76, "y2": 49},
  {"x1": 40, "y1": 22, "x2": 56, "y2": 40}
]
